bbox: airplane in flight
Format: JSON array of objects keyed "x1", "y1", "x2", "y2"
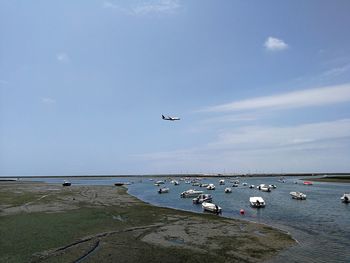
[{"x1": 162, "y1": 115, "x2": 180, "y2": 121}]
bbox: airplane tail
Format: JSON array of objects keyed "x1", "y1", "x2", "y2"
[{"x1": 162, "y1": 115, "x2": 165, "y2": 119}]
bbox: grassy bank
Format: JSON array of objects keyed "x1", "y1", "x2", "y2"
[
  {"x1": 302, "y1": 176, "x2": 350, "y2": 183},
  {"x1": 0, "y1": 182, "x2": 294, "y2": 263}
]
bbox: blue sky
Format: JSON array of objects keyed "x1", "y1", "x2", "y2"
[{"x1": 1, "y1": 0, "x2": 350, "y2": 175}]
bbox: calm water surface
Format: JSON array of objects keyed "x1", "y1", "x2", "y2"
[{"x1": 28, "y1": 176, "x2": 350, "y2": 263}]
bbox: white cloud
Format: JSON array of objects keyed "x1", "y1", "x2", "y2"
[
  {"x1": 322, "y1": 63, "x2": 350, "y2": 78},
  {"x1": 41, "y1": 97, "x2": 56, "y2": 105},
  {"x1": 56, "y1": 52, "x2": 70, "y2": 63},
  {"x1": 136, "y1": 119, "x2": 350, "y2": 173},
  {"x1": 103, "y1": 0, "x2": 180, "y2": 15},
  {"x1": 210, "y1": 119, "x2": 350, "y2": 150},
  {"x1": 200, "y1": 83, "x2": 350, "y2": 113},
  {"x1": 264, "y1": 37, "x2": 288, "y2": 51}
]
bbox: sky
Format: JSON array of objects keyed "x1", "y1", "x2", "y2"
[{"x1": 1, "y1": 0, "x2": 350, "y2": 176}]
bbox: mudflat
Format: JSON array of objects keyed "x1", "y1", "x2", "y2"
[{"x1": 0, "y1": 182, "x2": 294, "y2": 263}]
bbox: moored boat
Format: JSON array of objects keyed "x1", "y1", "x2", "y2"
[
  {"x1": 62, "y1": 180, "x2": 71, "y2": 186},
  {"x1": 202, "y1": 202, "x2": 222, "y2": 214},
  {"x1": 158, "y1": 187, "x2": 169, "y2": 194},
  {"x1": 250, "y1": 197, "x2": 265, "y2": 208},
  {"x1": 303, "y1": 181, "x2": 313, "y2": 185},
  {"x1": 180, "y1": 189, "x2": 204, "y2": 198},
  {"x1": 341, "y1": 193, "x2": 350, "y2": 203},
  {"x1": 224, "y1": 187, "x2": 232, "y2": 193},
  {"x1": 249, "y1": 185, "x2": 255, "y2": 189},
  {"x1": 219, "y1": 179, "x2": 225, "y2": 185},
  {"x1": 156, "y1": 180, "x2": 165, "y2": 185},
  {"x1": 193, "y1": 194, "x2": 213, "y2": 204},
  {"x1": 290, "y1": 191, "x2": 307, "y2": 200},
  {"x1": 207, "y1": 184, "x2": 216, "y2": 190}
]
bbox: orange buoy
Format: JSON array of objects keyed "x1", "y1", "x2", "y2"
[{"x1": 240, "y1": 209, "x2": 245, "y2": 215}]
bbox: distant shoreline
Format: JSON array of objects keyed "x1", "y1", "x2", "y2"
[
  {"x1": 301, "y1": 176, "x2": 350, "y2": 183},
  {"x1": 1, "y1": 172, "x2": 350, "y2": 179}
]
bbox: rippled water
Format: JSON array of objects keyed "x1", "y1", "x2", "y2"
[{"x1": 28, "y1": 176, "x2": 350, "y2": 262}]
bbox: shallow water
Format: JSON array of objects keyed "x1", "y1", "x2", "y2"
[{"x1": 27, "y1": 176, "x2": 350, "y2": 262}]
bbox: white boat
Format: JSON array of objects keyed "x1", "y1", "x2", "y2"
[
  {"x1": 207, "y1": 184, "x2": 216, "y2": 190},
  {"x1": 261, "y1": 186, "x2": 271, "y2": 192},
  {"x1": 193, "y1": 194, "x2": 213, "y2": 204},
  {"x1": 158, "y1": 188, "x2": 169, "y2": 194},
  {"x1": 156, "y1": 180, "x2": 165, "y2": 185},
  {"x1": 341, "y1": 193, "x2": 350, "y2": 203},
  {"x1": 200, "y1": 183, "x2": 208, "y2": 187},
  {"x1": 242, "y1": 183, "x2": 247, "y2": 186},
  {"x1": 269, "y1": 184, "x2": 277, "y2": 189},
  {"x1": 224, "y1": 187, "x2": 232, "y2": 193},
  {"x1": 290, "y1": 191, "x2": 306, "y2": 200},
  {"x1": 232, "y1": 183, "x2": 238, "y2": 187},
  {"x1": 202, "y1": 202, "x2": 222, "y2": 214},
  {"x1": 250, "y1": 197, "x2": 265, "y2": 208},
  {"x1": 249, "y1": 185, "x2": 255, "y2": 189},
  {"x1": 257, "y1": 184, "x2": 271, "y2": 192},
  {"x1": 180, "y1": 189, "x2": 204, "y2": 198},
  {"x1": 219, "y1": 179, "x2": 225, "y2": 185},
  {"x1": 192, "y1": 182, "x2": 200, "y2": 186},
  {"x1": 173, "y1": 180, "x2": 179, "y2": 185}
]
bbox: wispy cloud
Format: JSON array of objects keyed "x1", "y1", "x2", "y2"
[
  {"x1": 322, "y1": 63, "x2": 350, "y2": 78},
  {"x1": 199, "y1": 83, "x2": 350, "y2": 113},
  {"x1": 264, "y1": 37, "x2": 288, "y2": 51},
  {"x1": 209, "y1": 119, "x2": 350, "y2": 150},
  {"x1": 56, "y1": 52, "x2": 70, "y2": 63},
  {"x1": 136, "y1": 119, "x2": 350, "y2": 173},
  {"x1": 41, "y1": 97, "x2": 56, "y2": 105},
  {"x1": 103, "y1": 0, "x2": 180, "y2": 15}
]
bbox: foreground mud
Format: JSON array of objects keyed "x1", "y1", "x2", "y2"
[{"x1": 0, "y1": 182, "x2": 295, "y2": 263}]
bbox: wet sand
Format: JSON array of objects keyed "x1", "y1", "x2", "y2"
[{"x1": 0, "y1": 182, "x2": 294, "y2": 263}]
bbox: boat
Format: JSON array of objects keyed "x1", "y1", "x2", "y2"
[
  {"x1": 269, "y1": 184, "x2": 277, "y2": 189},
  {"x1": 224, "y1": 187, "x2": 232, "y2": 193},
  {"x1": 232, "y1": 184, "x2": 238, "y2": 187},
  {"x1": 242, "y1": 183, "x2": 247, "y2": 186},
  {"x1": 290, "y1": 191, "x2": 307, "y2": 200},
  {"x1": 303, "y1": 181, "x2": 313, "y2": 185},
  {"x1": 219, "y1": 179, "x2": 225, "y2": 185},
  {"x1": 261, "y1": 186, "x2": 271, "y2": 192},
  {"x1": 207, "y1": 184, "x2": 216, "y2": 190},
  {"x1": 202, "y1": 202, "x2": 222, "y2": 214},
  {"x1": 257, "y1": 184, "x2": 270, "y2": 191},
  {"x1": 193, "y1": 194, "x2": 213, "y2": 204},
  {"x1": 249, "y1": 197, "x2": 265, "y2": 208},
  {"x1": 156, "y1": 180, "x2": 165, "y2": 185},
  {"x1": 199, "y1": 183, "x2": 208, "y2": 188},
  {"x1": 249, "y1": 185, "x2": 255, "y2": 189},
  {"x1": 158, "y1": 188, "x2": 169, "y2": 194},
  {"x1": 192, "y1": 182, "x2": 200, "y2": 186},
  {"x1": 341, "y1": 193, "x2": 350, "y2": 203},
  {"x1": 278, "y1": 177, "x2": 286, "y2": 183},
  {"x1": 62, "y1": 180, "x2": 71, "y2": 187},
  {"x1": 114, "y1": 182, "x2": 124, "y2": 186},
  {"x1": 180, "y1": 189, "x2": 204, "y2": 198}
]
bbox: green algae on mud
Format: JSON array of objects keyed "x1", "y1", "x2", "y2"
[{"x1": 0, "y1": 182, "x2": 295, "y2": 263}]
